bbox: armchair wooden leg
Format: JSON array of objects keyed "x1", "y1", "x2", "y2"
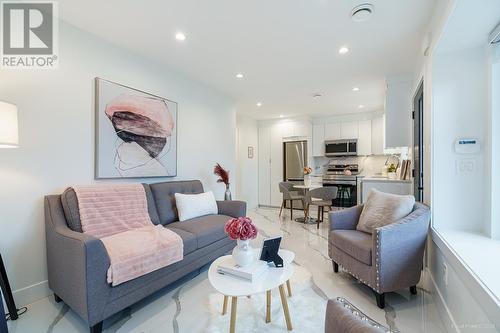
[
  {"x1": 54, "y1": 294, "x2": 62, "y2": 303},
  {"x1": 317, "y1": 205, "x2": 321, "y2": 221},
  {"x1": 290, "y1": 200, "x2": 293, "y2": 220},
  {"x1": 279, "y1": 200, "x2": 284, "y2": 217},
  {"x1": 333, "y1": 261, "x2": 339, "y2": 273},
  {"x1": 375, "y1": 292, "x2": 385, "y2": 309},
  {"x1": 410, "y1": 286, "x2": 417, "y2": 295}
]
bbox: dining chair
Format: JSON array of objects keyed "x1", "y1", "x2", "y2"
[
  {"x1": 304, "y1": 187, "x2": 338, "y2": 229},
  {"x1": 278, "y1": 182, "x2": 305, "y2": 220}
]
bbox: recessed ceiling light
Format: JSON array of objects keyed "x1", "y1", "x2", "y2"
[
  {"x1": 352, "y1": 87, "x2": 360, "y2": 92},
  {"x1": 256, "y1": 102, "x2": 262, "y2": 107},
  {"x1": 358, "y1": 104, "x2": 365, "y2": 109},
  {"x1": 279, "y1": 114, "x2": 284, "y2": 118},
  {"x1": 236, "y1": 73, "x2": 244, "y2": 79},
  {"x1": 338, "y1": 46, "x2": 349, "y2": 55},
  {"x1": 175, "y1": 32, "x2": 186, "y2": 41},
  {"x1": 351, "y1": 4, "x2": 374, "y2": 22}
]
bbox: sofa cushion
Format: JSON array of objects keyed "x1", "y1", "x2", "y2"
[
  {"x1": 168, "y1": 214, "x2": 231, "y2": 248},
  {"x1": 174, "y1": 191, "x2": 218, "y2": 221},
  {"x1": 167, "y1": 228, "x2": 197, "y2": 255},
  {"x1": 330, "y1": 230, "x2": 372, "y2": 266},
  {"x1": 357, "y1": 189, "x2": 415, "y2": 234},
  {"x1": 60, "y1": 184, "x2": 160, "y2": 232},
  {"x1": 149, "y1": 180, "x2": 204, "y2": 225}
]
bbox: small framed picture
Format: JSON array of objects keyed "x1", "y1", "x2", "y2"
[{"x1": 248, "y1": 146, "x2": 254, "y2": 159}]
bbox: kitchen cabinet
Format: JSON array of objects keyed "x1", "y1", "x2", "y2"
[
  {"x1": 357, "y1": 119, "x2": 372, "y2": 155},
  {"x1": 340, "y1": 121, "x2": 359, "y2": 139},
  {"x1": 270, "y1": 126, "x2": 284, "y2": 207},
  {"x1": 312, "y1": 124, "x2": 325, "y2": 156},
  {"x1": 258, "y1": 126, "x2": 271, "y2": 206},
  {"x1": 324, "y1": 123, "x2": 341, "y2": 140},
  {"x1": 371, "y1": 115, "x2": 385, "y2": 155},
  {"x1": 258, "y1": 118, "x2": 312, "y2": 207},
  {"x1": 385, "y1": 79, "x2": 412, "y2": 148}
]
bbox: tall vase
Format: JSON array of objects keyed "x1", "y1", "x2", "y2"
[
  {"x1": 304, "y1": 174, "x2": 312, "y2": 187},
  {"x1": 232, "y1": 239, "x2": 254, "y2": 267},
  {"x1": 224, "y1": 184, "x2": 232, "y2": 201}
]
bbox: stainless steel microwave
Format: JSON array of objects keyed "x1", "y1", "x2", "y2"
[{"x1": 325, "y1": 139, "x2": 358, "y2": 157}]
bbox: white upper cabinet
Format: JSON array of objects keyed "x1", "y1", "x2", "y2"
[
  {"x1": 312, "y1": 124, "x2": 325, "y2": 156},
  {"x1": 385, "y1": 79, "x2": 412, "y2": 148},
  {"x1": 340, "y1": 121, "x2": 359, "y2": 139},
  {"x1": 371, "y1": 115, "x2": 385, "y2": 155},
  {"x1": 324, "y1": 123, "x2": 341, "y2": 140},
  {"x1": 357, "y1": 120, "x2": 372, "y2": 155}
]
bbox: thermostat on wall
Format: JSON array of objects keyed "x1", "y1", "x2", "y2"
[{"x1": 454, "y1": 138, "x2": 480, "y2": 154}]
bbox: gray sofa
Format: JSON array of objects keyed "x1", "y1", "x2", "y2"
[
  {"x1": 328, "y1": 203, "x2": 430, "y2": 309},
  {"x1": 44, "y1": 180, "x2": 246, "y2": 333}
]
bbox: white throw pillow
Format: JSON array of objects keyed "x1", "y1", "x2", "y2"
[
  {"x1": 175, "y1": 191, "x2": 218, "y2": 222},
  {"x1": 356, "y1": 189, "x2": 415, "y2": 234}
]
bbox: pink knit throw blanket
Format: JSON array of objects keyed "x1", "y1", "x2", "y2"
[{"x1": 73, "y1": 184, "x2": 183, "y2": 286}]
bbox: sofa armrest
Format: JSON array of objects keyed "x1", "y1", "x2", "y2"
[
  {"x1": 217, "y1": 200, "x2": 247, "y2": 218},
  {"x1": 45, "y1": 195, "x2": 110, "y2": 325},
  {"x1": 329, "y1": 204, "x2": 363, "y2": 231},
  {"x1": 373, "y1": 203, "x2": 431, "y2": 293}
]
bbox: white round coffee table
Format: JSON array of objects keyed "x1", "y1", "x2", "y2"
[{"x1": 208, "y1": 249, "x2": 295, "y2": 333}]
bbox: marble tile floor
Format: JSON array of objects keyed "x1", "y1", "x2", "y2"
[{"x1": 7, "y1": 207, "x2": 447, "y2": 333}]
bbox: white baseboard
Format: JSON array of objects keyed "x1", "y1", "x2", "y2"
[
  {"x1": 12, "y1": 280, "x2": 51, "y2": 307},
  {"x1": 427, "y1": 268, "x2": 459, "y2": 333}
]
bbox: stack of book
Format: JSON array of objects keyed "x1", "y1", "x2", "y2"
[
  {"x1": 399, "y1": 159, "x2": 412, "y2": 180},
  {"x1": 217, "y1": 259, "x2": 268, "y2": 282}
]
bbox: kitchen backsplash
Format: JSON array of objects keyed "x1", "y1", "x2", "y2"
[{"x1": 313, "y1": 155, "x2": 390, "y2": 176}]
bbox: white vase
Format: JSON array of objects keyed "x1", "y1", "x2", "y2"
[
  {"x1": 304, "y1": 174, "x2": 312, "y2": 187},
  {"x1": 232, "y1": 239, "x2": 254, "y2": 267}
]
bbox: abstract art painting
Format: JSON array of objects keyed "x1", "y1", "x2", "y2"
[{"x1": 95, "y1": 78, "x2": 177, "y2": 178}]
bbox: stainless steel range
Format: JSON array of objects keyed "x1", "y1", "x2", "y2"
[{"x1": 323, "y1": 164, "x2": 360, "y2": 208}]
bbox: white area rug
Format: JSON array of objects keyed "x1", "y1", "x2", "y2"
[{"x1": 204, "y1": 265, "x2": 327, "y2": 333}]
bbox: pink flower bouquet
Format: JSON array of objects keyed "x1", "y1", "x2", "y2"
[{"x1": 224, "y1": 217, "x2": 258, "y2": 241}]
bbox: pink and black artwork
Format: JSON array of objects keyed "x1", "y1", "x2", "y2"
[{"x1": 95, "y1": 78, "x2": 177, "y2": 178}]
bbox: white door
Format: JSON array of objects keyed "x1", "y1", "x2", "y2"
[
  {"x1": 324, "y1": 123, "x2": 341, "y2": 140},
  {"x1": 357, "y1": 120, "x2": 372, "y2": 155},
  {"x1": 340, "y1": 121, "x2": 359, "y2": 139},
  {"x1": 312, "y1": 124, "x2": 325, "y2": 156},
  {"x1": 258, "y1": 126, "x2": 271, "y2": 206}
]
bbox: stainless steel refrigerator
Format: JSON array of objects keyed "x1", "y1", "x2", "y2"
[{"x1": 283, "y1": 140, "x2": 307, "y2": 209}]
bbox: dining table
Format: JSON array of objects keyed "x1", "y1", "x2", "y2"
[{"x1": 292, "y1": 184, "x2": 322, "y2": 224}]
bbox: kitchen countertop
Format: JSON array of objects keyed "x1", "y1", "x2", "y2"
[{"x1": 360, "y1": 175, "x2": 412, "y2": 183}]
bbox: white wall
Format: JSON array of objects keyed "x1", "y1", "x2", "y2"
[
  {"x1": 432, "y1": 46, "x2": 489, "y2": 232},
  {"x1": 236, "y1": 115, "x2": 259, "y2": 209},
  {"x1": 489, "y1": 44, "x2": 500, "y2": 239},
  {"x1": 0, "y1": 22, "x2": 236, "y2": 306}
]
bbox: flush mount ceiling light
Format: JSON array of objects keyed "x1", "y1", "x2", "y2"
[
  {"x1": 358, "y1": 104, "x2": 365, "y2": 109},
  {"x1": 236, "y1": 73, "x2": 244, "y2": 79},
  {"x1": 256, "y1": 102, "x2": 262, "y2": 107},
  {"x1": 351, "y1": 4, "x2": 374, "y2": 22},
  {"x1": 352, "y1": 87, "x2": 360, "y2": 92},
  {"x1": 175, "y1": 32, "x2": 186, "y2": 41},
  {"x1": 338, "y1": 46, "x2": 349, "y2": 55}
]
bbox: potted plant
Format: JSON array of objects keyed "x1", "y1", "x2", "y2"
[
  {"x1": 225, "y1": 217, "x2": 258, "y2": 267},
  {"x1": 214, "y1": 163, "x2": 231, "y2": 200},
  {"x1": 387, "y1": 163, "x2": 397, "y2": 179}
]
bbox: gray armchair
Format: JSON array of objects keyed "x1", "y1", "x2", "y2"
[{"x1": 328, "y1": 203, "x2": 430, "y2": 309}]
